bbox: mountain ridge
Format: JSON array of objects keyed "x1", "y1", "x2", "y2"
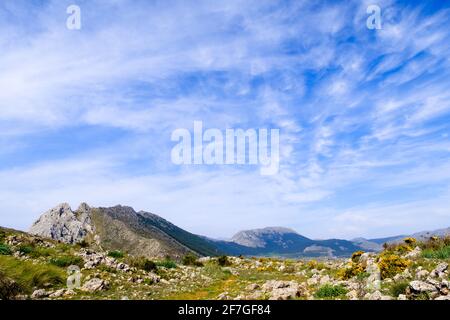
[{"x1": 28, "y1": 203, "x2": 450, "y2": 259}]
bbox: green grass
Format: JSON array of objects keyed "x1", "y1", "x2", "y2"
[
  {"x1": 49, "y1": 255, "x2": 84, "y2": 268},
  {"x1": 389, "y1": 281, "x2": 409, "y2": 297},
  {"x1": 18, "y1": 245, "x2": 34, "y2": 255},
  {"x1": 0, "y1": 243, "x2": 12, "y2": 255},
  {"x1": 17, "y1": 244, "x2": 57, "y2": 258},
  {"x1": 0, "y1": 255, "x2": 65, "y2": 292},
  {"x1": 422, "y1": 245, "x2": 450, "y2": 259},
  {"x1": 314, "y1": 284, "x2": 348, "y2": 299},
  {"x1": 107, "y1": 250, "x2": 124, "y2": 259}
]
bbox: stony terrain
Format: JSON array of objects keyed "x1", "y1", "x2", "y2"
[{"x1": 1, "y1": 226, "x2": 450, "y2": 300}]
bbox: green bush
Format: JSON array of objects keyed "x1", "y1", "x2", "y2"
[
  {"x1": 49, "y1": 255, "x2": 84, "y2": 268},
  {"x1": 18, "y1": 245, "x2": 34, "y2": 255},
  {"x1": 156, "y1": 259, "x2": 177, "y2": 269},
  {"x1": 77, "y1": 240, "x2": 89, "y2": 248},
  {"x1": 314, "y1": 284, "x2": 347, "y2": 299},
  {"x1": 390, "y1": 281, "x2": 409, "y2": 297},
  {"x1": 0, "y1": 243, "x2": 12, "y2": 255},
  {"x1": 0, "y1": 271, "x2": 23, "y2": 300},
  {"x1": 217, "y1": 256, "x2": 231, "y2": 267},
  {"x1": 142, "y1": 259, "x2": 157, "y2": 272},
  {"x1": 126, "y1": 256, "x2": 157, "y2": 272},
  {"x1": 107, "y1": 250, "x2": 124, "y2": 259},
  {"x1": 182, "y1": 253, "x2": 203, "y2": 267}
]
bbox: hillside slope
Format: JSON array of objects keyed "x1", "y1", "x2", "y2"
[{"x1": 29, "y1": 203, "x2": 221, "y2": 259}]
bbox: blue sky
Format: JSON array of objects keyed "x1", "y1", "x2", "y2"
[{"x1": 1, "y1": 0, "x2": 450, "y2": 239}]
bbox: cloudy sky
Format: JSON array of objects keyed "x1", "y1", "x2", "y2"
[{"x1": 1, "y1": 0, "x2": 450, "y2": 240}]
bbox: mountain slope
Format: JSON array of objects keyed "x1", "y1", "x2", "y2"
[{"x1": 29, "y1": 203, "x2": 220, "y2": 259}]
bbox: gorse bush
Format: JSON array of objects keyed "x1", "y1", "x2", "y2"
[
  {"x1": 0, "y1": 243, "x2": 12, "y2": 255},
  {"x1": 49, "y1": 255, "x2": 83, "y2": 268},
  {"x1": 378, "y1": 253, "x2": 409, "y2": 279},
  {"x1": 182, "y1": 253, "x2": 203, "y2": 267},
  {"x1": 337, "y1": 261, "x2": 364, "y2": 280},
  {"x1": 351, "y1": 251, "x2": 365, "y2": 262},
  {"x1": 306, "y1": 259, "x2": 326, "y2": 270},
  {"x1": 107, "y1": 250, "x2": 124, "y2": 259},
  {"x1": 314, "y1": 284, "x2": 347, "y2": 299}
]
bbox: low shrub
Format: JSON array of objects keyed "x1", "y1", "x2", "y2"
[
  {"x1": 306, "y1": 259, "x2": 326, "y2": 270},
  {"x1": 314, "y1": 284, "x2": 347, "y2": 299},
  {"x1": 403, "y1": 237, "x2": 417, "y2": 246},
  {"x1": 389, "y1": 281, "x2": 409, "y2": 297},
  {"x1": 217, "y1": 256, "x2": 231, "y2": 267},
  {"x1": 0, "y1": 271, "x2": 23, "y2": 300},
  {"x1": 77, "y1": 240, "x2": 90, "y2": 248},
  {"x1": 127, "y1": 256, "x2": 157, "y2": 271},
  {"x1": 18, "y1": 245, "x2": 34, "y2": 255},
  {"x1": 107, "y1": 250, "x2": 124, "y2": 259},
  {"x1": 337, "y1": 262, "x2": 364, "y2": 280},
  {"x1": 0, "y1": 243, "x2": 12, "y2": 255},
  {"x1": 182, "y1": 253, "x2": 203, "y2": 267},
  {"x1": 156, "y1": 259, "x2": 177, "y2": 269},
  {"x1": 351, "y1": 251, "x2": 365, "y2": 262},
  {"x1": 142, "y1": 259, "x2": 157, "y2": 272},
  {"x1": 378, "y1": 253, "x2": 409, "y2": 279},
  {"x1": 49, "y1": 255, "x2": 84, "y2": 268}
]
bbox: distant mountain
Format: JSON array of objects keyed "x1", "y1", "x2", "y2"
[
  {"x1": 352, "y1": 227, "x2": 450, "y2": 250},
  {"x1": 215, "y1": 227, "x2": 365, "y2": 258}
]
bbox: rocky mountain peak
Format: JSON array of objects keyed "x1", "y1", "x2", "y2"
[
  {"x1": 29, "y1": 203, "x2": 93, "y2": 244},
  {"x1": 231, "y1": 226, "x2": 303, "y2": 248}
]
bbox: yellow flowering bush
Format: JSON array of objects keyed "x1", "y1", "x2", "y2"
[
  {"x1": 378, "y1": 252, "x2": 410, "y2": 279},
  {"x1": 337, "y1": 262, "x2": 364, "y2": 280}
]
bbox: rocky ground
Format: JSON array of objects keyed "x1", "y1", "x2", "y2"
[{"x1": 1, "y1": 227, "x2": 449, "y2": 300}]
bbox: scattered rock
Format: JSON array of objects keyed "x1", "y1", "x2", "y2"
[
  {"x1": 416, "y1": 269, "x2": 429, "y2": 280},
  {"x1": 31, "y1": 289, "x2": 49, "y2": 299},
  {"x1": 364, "y1": 290, "x2": 392, "y2": 300},
  {"x1": 81, "y1": 278, "x2": 108, "y2": 292},
  {"x1": 49, "y1": 289, "x2": 66, "y2": 298},
  {"x1": 346, "y1": 290, "x2": 359, "y2": 300},
  {"x1": 217, "y1": 292, "x2": 230, "y2": 300},
  {"x1": 246, "y1": 283, "x2": 260, "y2": 291},
  {"x1": 405, "y1": 246, "x2": 422, "y2": 259}
]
